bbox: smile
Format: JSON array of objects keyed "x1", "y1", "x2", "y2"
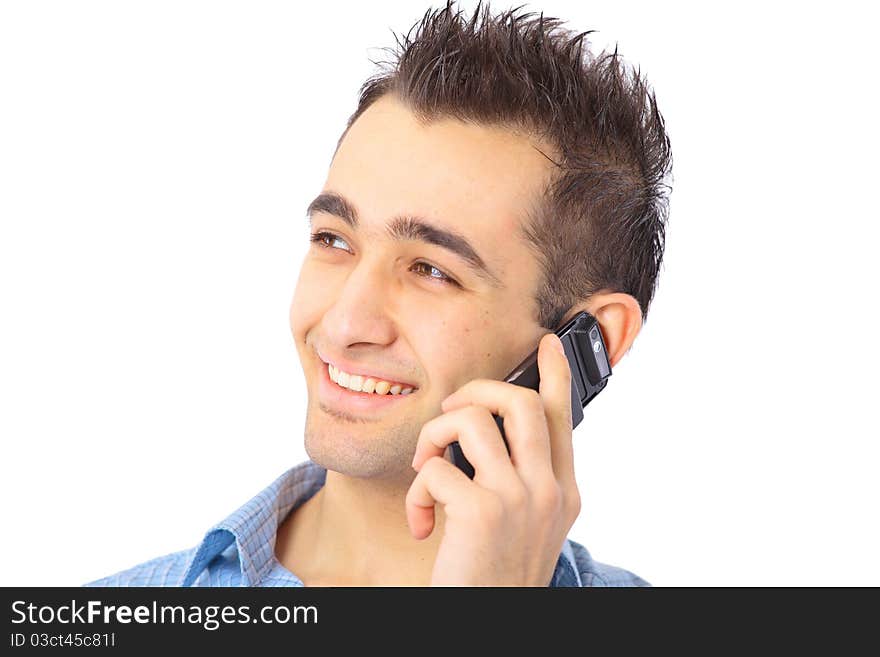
[
  {"x1": 316, "y1": 353, "x2": 420, "y2": 415},
  {"x1": 328, "y1": 362, "x2": 416, "y2": 396}
]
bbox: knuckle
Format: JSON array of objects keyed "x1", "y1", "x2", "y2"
[
  {"x1": 505, "y1": 484, "x2": 529, "y2": 510},
  {"x1": 478, "y1": 493, "x2": 506, "y2": 523},
  {"x1": 534, "y1": 481, "x2": 563, "y2": 515},
  {"x1": 421, "y1": 455, "x2": 447, "y2": 476},
  {"x1": 464, "y1": 404, "x2": 491, "y2": 422},
  {"x1": 518, "y1": 387, "x2": 543, "y2": 411},
  {"x1": 464, "y1": 406, "x2": 502, "y2": 441},
  {"x1": 564, "y1": 487, "x2": 582, "y2": 522}
]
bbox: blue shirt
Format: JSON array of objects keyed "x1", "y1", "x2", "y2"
[{"x1": 85, "y1": 460, "x2": 649, "y2": 587}]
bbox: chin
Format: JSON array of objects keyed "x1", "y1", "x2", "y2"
[{"x1": 302, "y1": 414, "x2": 420, "y2": 481}]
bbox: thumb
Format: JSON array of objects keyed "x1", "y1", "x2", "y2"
[{"x1": 537, "y1": 333, "x2": 576, "y2": 484}]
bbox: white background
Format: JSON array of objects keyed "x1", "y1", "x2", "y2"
[{"x1": 1, "y1": 1, "x2": 877, "y2": 586}]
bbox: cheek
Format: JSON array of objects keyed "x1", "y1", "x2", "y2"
[
  {"x1": 290, "y1": 262, "x2": 327, "y2": 340},
  {"x1": 441, "y1": 307, "x2": 538, "y2": 382},
  {"x1": 418, "y1": 315, "x2": 500, "y2": 388}
]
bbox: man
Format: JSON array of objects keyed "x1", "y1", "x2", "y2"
[{"x1": 87, "y1": 0, "x2": 671, "y2": 587}]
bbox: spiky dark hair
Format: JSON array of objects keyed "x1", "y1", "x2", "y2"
[{"x1": 337, "y1": 0, "x2": 672, "y2": 329}]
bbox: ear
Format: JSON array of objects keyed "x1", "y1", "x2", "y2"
[{"x1": 560, "y1": 291, "x2": 643, "y2": 369}]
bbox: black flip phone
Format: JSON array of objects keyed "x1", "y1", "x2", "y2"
[{"x1": 448, "y1": 311, "x2": 612, "y2": 479}]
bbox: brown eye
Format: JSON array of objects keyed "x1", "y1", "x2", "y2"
[
  {"x1": 412, "y1": 261, "x2": 459, "y2": 287},
  {"x1": 309, "y1": 231, "x2": 351, "y2": 253}
]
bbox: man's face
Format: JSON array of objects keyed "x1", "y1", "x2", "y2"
[{"x1": 290, "y1": 95, "x2": 558, "y2": 482}]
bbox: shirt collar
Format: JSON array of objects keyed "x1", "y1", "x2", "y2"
[
  {"x1": 179, "y1": 460, "x2": 581, "y2": 587},
  {"x1": 179, "y1": 461, "x2": 326, "y2": 586}
]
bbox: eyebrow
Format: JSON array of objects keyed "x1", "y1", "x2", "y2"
[{"x1": 305, "y1": 191, "x2": 504, "y2": 288}]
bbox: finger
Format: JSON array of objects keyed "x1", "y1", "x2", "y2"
[
  {"x1": 441, "y1": 378, "x2": 552, "y2": 486},
  {"x1": 538, "y1": 332, "x2": 577, "y2": 492},
  {"x1": 405, "y1": 455, "x2": 474, "y2": 540},
  {"x1": 412, "y1": 405, "x2": 521, "y2": 491}
]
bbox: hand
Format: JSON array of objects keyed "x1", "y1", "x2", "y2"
[{"x1": 405, "y1": 332, "x2": 582, "y2": 586}]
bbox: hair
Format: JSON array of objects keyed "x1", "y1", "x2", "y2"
[{"x1": 337, "y1": 0, "x2": 672, "y2": 330}]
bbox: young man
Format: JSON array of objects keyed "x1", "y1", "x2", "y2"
[{"x1": 87, "y1": 1, "x2": 671, "y2": 587}]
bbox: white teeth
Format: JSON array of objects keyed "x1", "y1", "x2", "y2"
[{"x1": 326, "y1": 362, "x2": 413, "y2": 396}]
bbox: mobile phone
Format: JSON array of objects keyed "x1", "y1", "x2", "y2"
[{"x1": 448, "y1": 311, "x2": 612, "y2": 479}]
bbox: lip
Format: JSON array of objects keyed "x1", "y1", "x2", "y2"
[
  {"x1": 316, "y1": 349, "x2": 419, "y2": 390},
  {"x1": 317, "y1": 355, "x2": 418, "y2": 415}
]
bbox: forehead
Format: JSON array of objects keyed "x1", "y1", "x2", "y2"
[{"x1": 325, "y1": 95, "x2": 556, "y2": 275}]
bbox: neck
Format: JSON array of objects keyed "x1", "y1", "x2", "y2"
[{"x1": 275, "y1": 466, "x2": 446, "y2": 586}]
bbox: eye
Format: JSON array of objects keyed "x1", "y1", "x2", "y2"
[
  {"x1": 411, "y1": 261, "x2": 460, "y2": 287},
  {"x1": 309, "y1": 230, "x2": 352, "y2": 253},
  {"x1": 310, "y1": 231, "x2": 460, "y2": 288}
]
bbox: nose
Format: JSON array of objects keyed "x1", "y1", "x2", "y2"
[{"x1": 321, "y1": 254, "x2": 398, "y2": 348}]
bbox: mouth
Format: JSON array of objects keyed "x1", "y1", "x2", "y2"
[{"x1": 316, "y1": 353, "x2": 420, "y2": 414}]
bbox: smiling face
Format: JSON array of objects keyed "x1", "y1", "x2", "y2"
[{"x1": 290, "y1": 94, "x2": 561, "y2": 482}]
